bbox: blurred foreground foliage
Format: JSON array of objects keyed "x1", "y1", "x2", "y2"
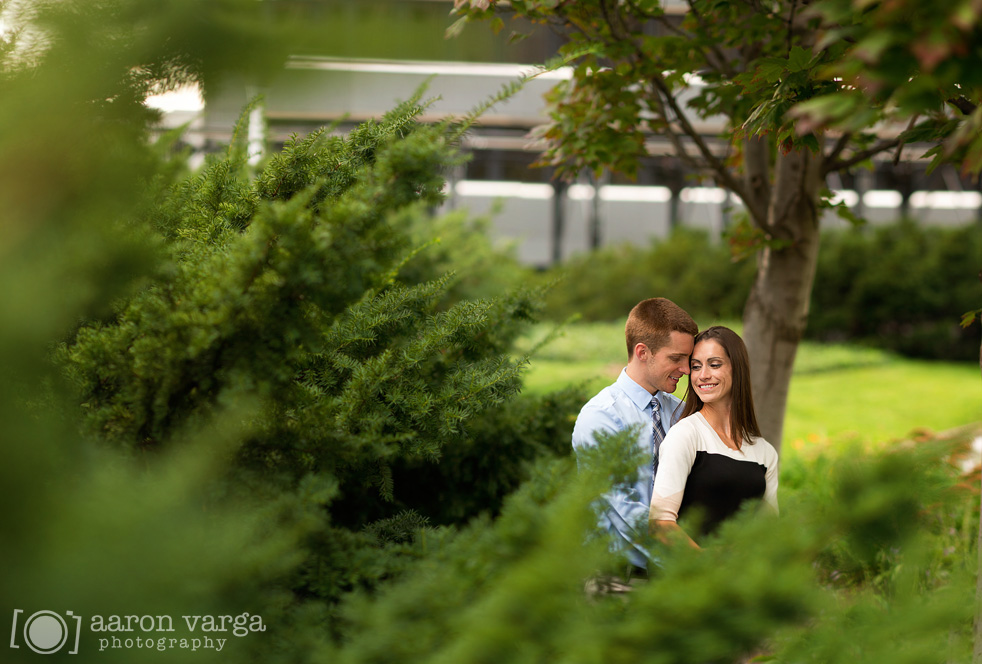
[
  {"x1": 2, "y1": 2, "x2": 980, "y2": 664},
  {"x1": 334, "y1": 429, "x2": 980, "y2": 664}
]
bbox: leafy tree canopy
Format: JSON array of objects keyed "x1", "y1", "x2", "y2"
[{"x1": 798, "y1": 0, "x2": 982, "y2": 175}]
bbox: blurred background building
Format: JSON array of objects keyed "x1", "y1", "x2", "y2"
[{"x1": 151, "y1": 0, "x2": 982, "y2": 268}]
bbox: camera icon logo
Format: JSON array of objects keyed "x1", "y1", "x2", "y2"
[{"x1": 9, "y1": 609, "x2": 82, "y2": 655}]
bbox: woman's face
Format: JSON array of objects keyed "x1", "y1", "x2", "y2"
[{"x1": 689, "y1": 339, "x2": 732, "y2": 406}]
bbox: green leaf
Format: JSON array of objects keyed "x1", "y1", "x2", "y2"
[
  {"x1": 507, "y1": 30, "x2": 530, "y2": 44},
  {"x1": 787, "y1": 46, "x2": 813, "y2": 72},
  {"x1": 445, "y1": 16, "x2": 469, "y2": 40},
  {"x1": 852, "y1": 31, "x2": 895, "y2": 63},
  {"x1": 834, "y1": 203, "x2": 867, "y2": 227},
  {"x1": 800, "y1": 133, "x2": 821, "y2": 153},
  {"x1": 757, "y1": 57, "x2": 787, "y2": 83}
]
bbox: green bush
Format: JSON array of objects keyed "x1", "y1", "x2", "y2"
[
  {"x1": 541, "y1": 228, "x2": 755, "y2": 323},
  {"x1": 386, "y1": 385, "x2": 586, "y2": 526},
  {"x1": 541, "y1": 221, "x2": 981, "y2": 360},
  {"x1": 54, "y1": 97, "x2": 567, "y2": 649},
  {"x1": 401, "y1": 208, "x2": 535, "y2": 310},
  {"x1": 808, "y1": 220, "x2": 982, "y2": 360}
]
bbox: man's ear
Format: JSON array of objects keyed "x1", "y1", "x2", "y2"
[{"x1": 632, "y1": 342, "x2": 649, "y2": 362}]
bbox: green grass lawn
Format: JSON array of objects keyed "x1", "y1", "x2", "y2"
[{"x1": 515, "y1": 319, "x2": 982, "y2": 449}]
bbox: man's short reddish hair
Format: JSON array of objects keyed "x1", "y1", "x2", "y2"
[{"x1": 624, "y1": 298, "x2": 697, "y2": 359}]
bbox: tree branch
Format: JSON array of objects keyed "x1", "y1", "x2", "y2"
[
  {"x1": 611, "y1": 0, "x2": 638, "y2": 39},
  {"x1": 684, "y1": 0, "x2": 737, "y2": 78},
  {"x1": 785, "y1": 0, "x2": 798, "y2": 56},
  {"x1": 603, "y1": 4, "x2": 756, "y2": 213},
  {"x1": 641, "y1": 87, "x2": 708, "y2": 173},
  {"x1": 893, "y1": 115, "x2": 919, "y2": 166},
  {"x1": 650, "y1": 17, "x2": 731, "y2": 79},
  {"x1": 563, "y1": 8, "x2": 601, "y2": 43},
  {"x1": 652, "y1": 13, "x2": 689, "y2": 38},
  {"x1": 598, "y1": 0, "x2": 625, "y2": 41},
  {"x1": 743, "y1": 136, "x2": 771, "y2": 227},
  {"x1": 949, "y1": 96, "x2": 979, "y2": 116},
  {"x1": 823, "y1": 136, "x2": 904, "y2": 175},
  {"x1": 824, "y1": 132, "x2": 851, "y2": 166},
  {"x1": 645, "y1": 73, "x2": 762, "y2": 219}
]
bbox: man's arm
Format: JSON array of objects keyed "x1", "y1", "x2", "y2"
[{"x1": 572, "y1": 406, "x2": 651, "y2": 547}]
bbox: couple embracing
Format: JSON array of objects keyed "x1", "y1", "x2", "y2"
[{"x1": 572, "y1": 298, "x2": 779, "y2": 579}]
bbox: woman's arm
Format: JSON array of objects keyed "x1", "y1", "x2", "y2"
[
  {"x1": 650, "y1": 519, "x2": 701, "y2": 549},
  {"x1": 761, "y1": 439, "x2": 780, "y2": 515},
  {"x1": 648, "y1": 420, "x2": 700, "y2": 548}
]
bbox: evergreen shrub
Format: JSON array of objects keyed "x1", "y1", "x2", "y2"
[
  {"x1": 386, "y1": 385, "x2": 587, "y2": 525},
  {"x1": 401, "y1": 208, "x2": 534, "y2": 310},
  {"x1": 55, "y1": 98, "x2": 573, "y2": 639}
]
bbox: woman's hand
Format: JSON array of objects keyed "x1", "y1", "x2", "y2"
[{"x1": 650, "y1": 519, "x2": 701, "y2": 550}]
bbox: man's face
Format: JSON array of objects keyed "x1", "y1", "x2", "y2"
[{"x1": 641, "y1": 331, "x2": 694, "y2": 394}]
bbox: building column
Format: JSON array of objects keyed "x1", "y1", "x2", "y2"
[{"x1": 551, "y1": 179, "x2": 568, "y2": 265}]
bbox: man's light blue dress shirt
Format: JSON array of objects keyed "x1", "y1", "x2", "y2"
[{"x1": 571, "y1": 368, "x2": 683, "y2": 568}]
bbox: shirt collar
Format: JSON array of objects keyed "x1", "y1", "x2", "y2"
[{"x1": 615, "y1": 368, "x2": 658, "y2": 411}]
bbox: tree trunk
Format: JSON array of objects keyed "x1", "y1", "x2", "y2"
[{"x1": 742, "y1": 149, "x2": 823, "y2": 453}]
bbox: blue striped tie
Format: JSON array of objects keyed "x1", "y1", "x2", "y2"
[{"x1": 651, "y1": 395, "x2": 665, "y2": 489}]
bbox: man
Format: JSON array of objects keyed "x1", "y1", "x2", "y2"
[{"x1": 572, "y1": 297, "x2": 697, "y2": 578}]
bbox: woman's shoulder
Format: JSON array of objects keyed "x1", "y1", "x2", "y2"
[
  {"x1": 669, "y1": 412, "x2": 706, "y2": 436},
  {"x1": 748, "y1": 435, "x2": 779, "y2": 464},
  {"x1": 663, "y1": 412, "x2": 711, "y2": 447}
]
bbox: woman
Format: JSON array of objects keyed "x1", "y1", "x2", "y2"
[{"x1": 649, "y1": 326, "x2": 778, "y2": 548}]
